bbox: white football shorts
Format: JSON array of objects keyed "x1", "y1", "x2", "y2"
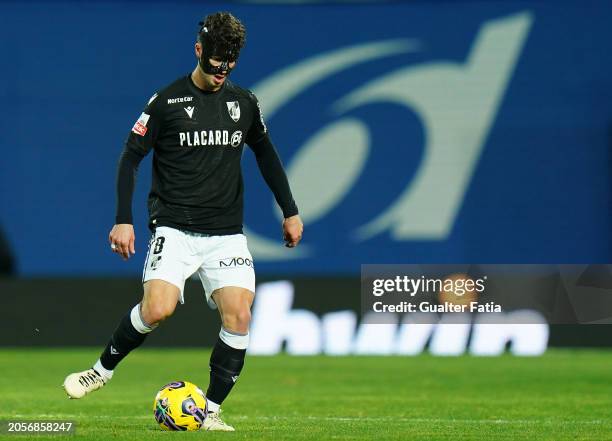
[{"x1": 142, "y1": 226, "x2": 255, "y2": 308}]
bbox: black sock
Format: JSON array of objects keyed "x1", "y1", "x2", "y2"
[
  {"x1": 99, "y1": 310, "x2": 149, "y2": 371},
  {"x1": 206, "y1": 338, "x2": 246, "y2": 407}
]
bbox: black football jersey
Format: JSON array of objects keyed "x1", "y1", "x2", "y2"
[{"x1": 120, "y1": 75, "x2": 293, "y2": 234}]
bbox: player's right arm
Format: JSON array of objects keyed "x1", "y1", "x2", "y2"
[{"x1": 110, "y1": 93, "x2": 161, "y2": 260}]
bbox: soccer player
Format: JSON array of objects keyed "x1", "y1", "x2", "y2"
[{"x1": 63, "y1": 12, "x2": 303, "y2": 431}]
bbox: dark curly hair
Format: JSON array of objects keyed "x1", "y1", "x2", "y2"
[{"x1": 197, "y1": 12, "x2": 246, "y2": 53}]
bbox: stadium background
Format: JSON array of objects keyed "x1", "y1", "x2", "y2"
[{"x1": 1, "y1": 0, "x2": 612, "y2": 353}]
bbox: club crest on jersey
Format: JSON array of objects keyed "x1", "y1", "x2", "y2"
[
  {"x1": 226, "y1": 101, "x2": 240, "y2": 122},
  {"x1": 131, "y1": 112, "x2": 150, "y2": 136},
  {"x1": 184, "y1": 106, "x2": 195, "y2": 119}
]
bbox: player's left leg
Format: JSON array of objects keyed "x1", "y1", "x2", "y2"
[
  {"x1": 203, "y1": 287, "x2": 254, "y2": 431},
  {"x1": 207, "y1": 287, "x2": 253, "y2": 404},
  {"x1": 196, "y1": 233, "x2": 255, "y2": 431}
]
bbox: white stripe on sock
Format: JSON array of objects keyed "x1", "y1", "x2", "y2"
[
  {"x1": 207, "y1": 398, "x2": 220, "y2": 413},
  {"x1": 219, "y1": 327, "x2": 249, "y2": 350},
  {"x1": 130, "y1": 304, "x2": 155, "y2": 334},
  {"x1": 93, "y1": 359, "x2": 113, "y2": 381}
]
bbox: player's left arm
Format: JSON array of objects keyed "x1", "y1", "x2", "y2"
[{"x1": 246, "y1": 93, "x2": 303, "y2": 248}]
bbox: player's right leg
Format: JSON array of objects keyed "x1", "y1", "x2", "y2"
[
  {"x1": 64, "y1": 227, "x2": 194, "y2": 398},
  {"x1": 63, "y1": 280, "x2": 180, "y2": 399},
  {"x1": 63, "y1": 227, "x2": 191, "y2": 399}
]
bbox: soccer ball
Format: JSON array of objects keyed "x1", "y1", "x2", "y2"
[{"x1": 153, "y1": 381, "x2": 208, "y2": 431}]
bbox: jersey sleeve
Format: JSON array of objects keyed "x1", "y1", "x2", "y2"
[
  {"x1": 248, "y1": 135, "x2": 299, "y2": 218},
  {"x1": 125, "y1": 92, "x2": 162, "y2": 155},
  {"x1": 115, "y1": 92, "x2": 163, "y2": 224},
  {"x1": 245, "y1": 91, "x2": 268, "y2": 145}
]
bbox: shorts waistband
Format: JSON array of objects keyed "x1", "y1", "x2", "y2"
[{"x1": 181, "y1": 230, "x2": 213, "y2": 237}]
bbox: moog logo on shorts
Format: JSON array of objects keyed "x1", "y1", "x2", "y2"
[
  {"x1": 219, "y1": 257, "x2": 253, "y2": 268},
  {"x1": 244, "y1": 12, "x2": 533, "y2": 261}
]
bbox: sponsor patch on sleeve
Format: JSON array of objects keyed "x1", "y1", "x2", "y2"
[{"x1": 132, "y1": 112, "x2": 150, "y2": 136}]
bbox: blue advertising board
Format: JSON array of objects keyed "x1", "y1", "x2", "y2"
[{"x1": 0, "y1": 1, "x2": 611, "y2": 275}]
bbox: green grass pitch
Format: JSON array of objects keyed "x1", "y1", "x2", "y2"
[{"x1": 1, "y1": 348, "x2": 611, "y2": 440}]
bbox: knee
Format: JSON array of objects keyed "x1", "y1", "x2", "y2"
[
  {"x1": 141, "y1": 298, "x2": 176, "y2": 325},
  {"x1": 141, "y1": 281, "x2": 180, "y2": 325},
  {"x1": 222, "y1": 308, "x2": 251, "y2": 334}
]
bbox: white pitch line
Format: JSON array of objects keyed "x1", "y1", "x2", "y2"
[
  {"x1": 6, "y1": 414, "x2": 608, "y2": 425},
  {"x1": 240, "y1": 416, "x2": 608, "y2": 425}
]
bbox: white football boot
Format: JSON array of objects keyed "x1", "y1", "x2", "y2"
[
  {"x1": 202, "y1": 411, "x2": 235, "y2": 431},
  {"x1": 63, "y1": 368, "x2": 107, "y2": 399}
]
